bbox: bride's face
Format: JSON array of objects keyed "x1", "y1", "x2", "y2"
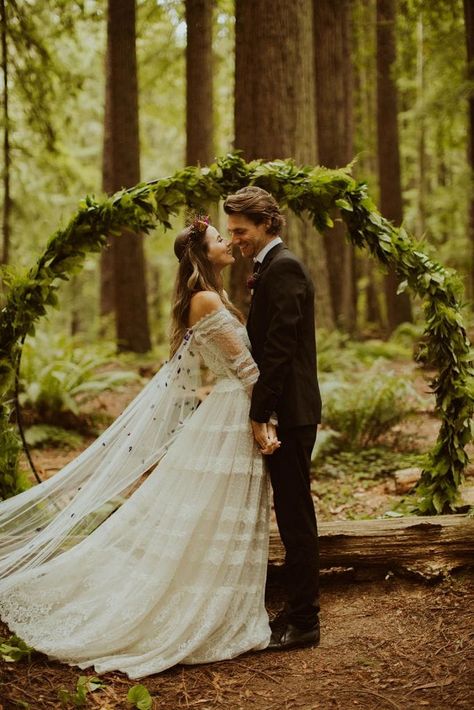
[{"x1": 205, "y1": 226, "x2": 235, "y2": 270}]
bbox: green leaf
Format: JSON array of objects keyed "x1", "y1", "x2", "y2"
[
  {"x1": 432, "y1": 491, "x2": 445, "y2": 513},
  {"x1": 335, "y1": 198, "x2": 353, "y2": 211},
  {"x1": 0, "y1": 635, "x2": 34, "y2": 662},
  {"x1": 58, "y1": 676, "x2": 105, "y2": 708},
  {"x1": 77, "y1": 676, "x2": 104, "y2": 693},
  {"x1": 127, "y1": 684, "x2": 153, "y2": 710}
]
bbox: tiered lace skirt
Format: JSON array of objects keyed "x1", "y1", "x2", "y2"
[{"x1": 0, "y1": 379, "x2": 271, "y2": 678}]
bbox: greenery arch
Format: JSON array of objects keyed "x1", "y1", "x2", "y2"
[{"x1": 0, "y1": 154, "x2": 472, "y2": 513}]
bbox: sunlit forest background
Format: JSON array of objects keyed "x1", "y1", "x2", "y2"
[
  {"x1": 2, "y1": 0, "x2": 473, "y2": 347},
  {"x1": 0, "y1": 0, "x2": 473, "y2": 468}
]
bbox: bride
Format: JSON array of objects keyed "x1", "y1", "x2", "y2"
[{"x1": 0, "y1": 216, "x2": 280, "y2": 679}]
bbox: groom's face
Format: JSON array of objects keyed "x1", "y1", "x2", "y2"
[{"x1": 227, "y1": 214, "x2": 272, "y2": 260}]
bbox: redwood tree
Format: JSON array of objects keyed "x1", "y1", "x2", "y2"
[
  {"x1": 464, "y1": 0, "x2": 474, "y2": 301},
  {"x1": 101, "y1": 0, "x2": 151, "y2": 352},
  {"x1": 232, "y1": 0, "x2": 333, "y2": 327},
  {"x1": 185, "y1": 0, "x2": 214, "y2": 166},
  {"x1": 314, "y1": 0, "x2": 356, "y2": 331},
  {"x1": 376, "y1": 0, "x2": 412, "y2": 329},
  {"x1": 1, "y1": 0, "x2": 10, "y2": 265}
]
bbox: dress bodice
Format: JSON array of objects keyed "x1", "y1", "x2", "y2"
[{"x1": 190, "y1": 309, "x2": 257, "y2": 390}]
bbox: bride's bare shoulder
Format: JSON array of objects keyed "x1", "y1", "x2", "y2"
[{"x1": 189, "y1": 291, "x2": 224, "y2": 327}]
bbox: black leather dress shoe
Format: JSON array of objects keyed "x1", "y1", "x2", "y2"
[
  {"x1": 267, "y1": 622, "x2": 320, "y2": 651},
  {"x1": 269, "y1": 609, "x2": 289, "y2": 632}
]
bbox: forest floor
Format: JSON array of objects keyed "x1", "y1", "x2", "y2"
[{"x1": 1, "y1": 358, "x2": 473, "y2": 710}]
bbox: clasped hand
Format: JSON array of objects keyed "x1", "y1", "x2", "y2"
[{"x1": 251, "y1": 420, "x2": 281, "y2": 455}]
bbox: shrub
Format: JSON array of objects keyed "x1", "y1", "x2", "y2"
[
  {"x1": 24, "y1": 424, "x2": 84, "y2": 449},
  {"x1": 321, "y1": 365, "x2": 419, "y2": 448},
  {"x1": 317, "y1": 324, "x2": 424, "y2": 376},
  {"x1": 19, "y1": 331, "x2": 140, "y2": 425},
  {"x1": 316, "y1": 329, "x2": 359, "y2": 373}
]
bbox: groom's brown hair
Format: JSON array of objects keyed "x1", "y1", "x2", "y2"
[{"x1": 224, "y1": 186, "x2": 285, "y2": 236}]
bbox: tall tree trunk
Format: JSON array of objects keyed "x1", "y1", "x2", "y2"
[
  {"x1": 464, "y1": 0, "x2": 474, "y2": 302},
  {"x1": 233, "y1": 0, "x2": 334, "y2": 328},
  {"x1": 376, "y1": 0, "x2": 412, "y2": 330},
  {"x1": 416, "y1": 14, "x2": 426, "y2": 239},
  {"x1": 1, "y1": 0, "x2": 10, "y2": 265},
  {"x1": 185, "y1": 0, "x2": 214, "y2": 166},
  {"x1": 101, "y1": 0, "x2": 151, "y2": 352},
  {"x1": 353, "y1": 0, "x2": 378, "y2": 179},
  {"x1": 314, "y1": 0, "x2": 356, "y2": 332},
  {"x1": 352, "y1": 0, "x2": 383, "y2": 331}
]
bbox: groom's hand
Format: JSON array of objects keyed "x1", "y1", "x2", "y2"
[{"x1": 251, "y1": 420, "x2": 281, "y2": 455}]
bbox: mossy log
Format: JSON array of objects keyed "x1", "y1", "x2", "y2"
[{"x1": 269, "y1": 514, "x2": 474, "y2": 579}]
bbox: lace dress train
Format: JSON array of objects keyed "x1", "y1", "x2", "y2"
[{"x1": 0, "y1": 310, "x2": 271, "y2": 678}]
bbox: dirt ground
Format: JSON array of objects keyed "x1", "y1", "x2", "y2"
[
  {"x1": 1, "y1": 571, "x2": 473, "y2": 709},
  {"x1": 1, "y1": 363, "x2": 473, "y2": 709}
]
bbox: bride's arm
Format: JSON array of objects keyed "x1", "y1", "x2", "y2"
[
  {"x1": 190, "y1": 292, "x2": 259, "y2": 394},
  {"x1": 191, "y1": 293, "x2": 280, "y2": 453}
]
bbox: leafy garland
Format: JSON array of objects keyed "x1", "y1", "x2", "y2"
[{"x1": 0, "y1": 154, "x2": 472, "y2": 513}]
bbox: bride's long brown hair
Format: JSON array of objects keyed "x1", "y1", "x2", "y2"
[{"x1": 169, "y1": 217, "x2": 243, "y2": 356}]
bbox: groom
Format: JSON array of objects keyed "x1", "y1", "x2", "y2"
[{"x1": 224, "y1": 186, "x2": 321, "y2": 650}]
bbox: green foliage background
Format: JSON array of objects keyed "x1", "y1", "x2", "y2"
[
  {"x1": 0, "y1": 154, "x2": 472, "y2": 514},
  {"x1": 3, "y1": 0, "x2": 471, "y2": 343},
  {"x1": 0, "y1": 2, "x2": 473, "y2": 513}
]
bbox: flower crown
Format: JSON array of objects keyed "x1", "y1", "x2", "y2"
[
  {"x1": 177, "y1": 215, "x2": 210, "y2": 262},
  {"x1": 188, "y1": 215, "x2": 210, "y2": 238}
]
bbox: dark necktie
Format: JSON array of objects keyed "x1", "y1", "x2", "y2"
[{"x1": 253, "y1": 261, "x2": 261, "y2": 275}]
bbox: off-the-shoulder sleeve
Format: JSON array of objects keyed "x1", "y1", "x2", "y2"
[{"x1": 192, "y1": 309, "x2": 259, "y2": 394}]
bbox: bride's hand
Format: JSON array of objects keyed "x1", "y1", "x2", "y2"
[
  {"x1": 251, "y1": 420, "x2": 281, "y2": 455},
  {"x1": 264, "y1": 422, "x2": 281, "y2": 455}
]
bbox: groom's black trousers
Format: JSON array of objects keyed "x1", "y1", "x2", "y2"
[{"x1": 267, "y1": 424, "x2": 320, "y2": 629}]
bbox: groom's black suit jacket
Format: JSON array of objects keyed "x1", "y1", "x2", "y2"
[{"x1": 247, "y1": 243, "x2": 321, "y2": 429}]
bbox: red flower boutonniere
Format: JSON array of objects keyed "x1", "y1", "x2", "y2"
[{"x1": 246, "y1": 273, "x2": 260, "y2": 291}]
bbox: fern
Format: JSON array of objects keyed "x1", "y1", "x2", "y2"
[
  {"x1": 322, "y1": 365, "x2": 420, "y2": 447},
  {"x1": 19, "y1": 330, "x2": 140, "y2": 423},
  {"x1": 24, "y1": 424, "x2": 84, "y2": 449}
]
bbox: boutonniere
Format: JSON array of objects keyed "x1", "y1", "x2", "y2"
[{"x1": 246, "y1": 272, "x2": 260, "y2": 291}]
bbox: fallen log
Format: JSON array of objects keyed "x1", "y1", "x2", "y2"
[
  {"x1": 393, "y1": 467, "x2": 422, "y2": 493},
  {"x1": 269, "y1": 514, "x2": 474, "y2": 579}
]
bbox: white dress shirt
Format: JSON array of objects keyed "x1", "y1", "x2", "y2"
[{"x1": 254, "y1": 236, "x2": 282, "y2": 265}]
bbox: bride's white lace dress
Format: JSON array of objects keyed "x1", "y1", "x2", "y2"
[{"x1": 0, "y1": 309, "x2": 271, "y2": 678}]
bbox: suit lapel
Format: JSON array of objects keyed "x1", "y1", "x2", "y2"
[
  {"x1": 247, "y1": 243, "x2": 286, "y2": 324},
  {"x1": 258, "y1": 242, "x2": 286, "y2": 277}
]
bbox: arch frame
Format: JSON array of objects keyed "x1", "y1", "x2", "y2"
[{"x1": 0, "y1": 154, "x2": 472, "y2": 513}]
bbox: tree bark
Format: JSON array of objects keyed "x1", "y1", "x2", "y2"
[
  {"x1": 269, "y1": 514, "x2": 474, "y2": 579},
  {"x1": 464, "y1": 0, "x2": 474, "y2": 302},
  {"x1": 376, "y1": 0, "x2": 412, "y2": 331},
  {"x1": 314, "y1": 0, "x2": 356, "y2": 332},
  {"x1": 233, "y1": 0, "x2": 334, "y2": 328},
  {"x1": 416, "y1": 15, "x2": 427, "y2": 239},
  {"x1": 1, "y1": 0, "x2": 11, "y2": 265},
  {"x1": 185, "y1": 0, "x2": 214, "y2": 167},
  {"x1": 352, "y1": 0, "x2": 383, "y2": 331},
  {"x1": 101, "y1": 0, "x2": 151, "y2": 352}
]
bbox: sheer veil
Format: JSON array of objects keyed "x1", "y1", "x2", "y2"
[{"x1": 0, "y1": 332, "x2": 201, "y2": 592}]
